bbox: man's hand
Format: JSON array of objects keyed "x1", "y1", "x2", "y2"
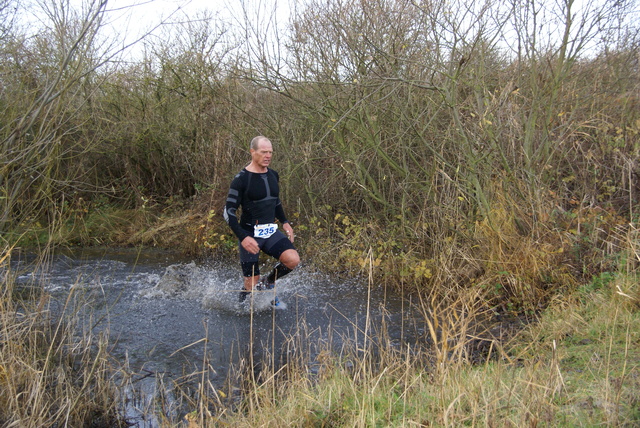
[
  {"x1": 283, "y1": 222, "x2": 295, "y2": 243},
  {"x1": 241, "y1": 236, "x2": 260, "y2": 254}
]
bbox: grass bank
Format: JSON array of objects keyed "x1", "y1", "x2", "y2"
[
  {"x1": 197, "y1": 268, "x2": 639, "y2": 427},
  {"x1": 31, "y1": 186, "x2": 629, "y2": 316}
]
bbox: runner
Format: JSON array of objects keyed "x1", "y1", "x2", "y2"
[{"x1": 223, "y1": 136, "x2": 300, "y2": 306}]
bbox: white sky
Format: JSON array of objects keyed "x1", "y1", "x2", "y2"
[
  {"x1": 17, "y1": 0, "x2": 292, "y2": 59},
  {"x1": 104, "y1": 0, "x2": 237, "y2": 33},
  {"x1": 102, "y1": 0, "x2": 292, "y2": 45},
  {"x1": 15, "y1": 0, "x2": 638, "y2": 62}
]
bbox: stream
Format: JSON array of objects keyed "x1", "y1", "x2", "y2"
[{"x1": 10, "y1": 247, "x2": 421, "y2": 426}]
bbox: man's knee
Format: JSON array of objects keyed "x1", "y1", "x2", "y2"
[{"x1": 280, "y1": 249, "x2": 300, "y2": 269}]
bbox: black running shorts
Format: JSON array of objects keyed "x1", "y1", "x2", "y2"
[{"x1": 238, "y1": 229, "x2": 296, "y2": 277}]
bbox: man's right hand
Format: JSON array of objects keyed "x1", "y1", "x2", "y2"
[{"x1": 241, "y1": 236, "x2": 260, "y2": 254}]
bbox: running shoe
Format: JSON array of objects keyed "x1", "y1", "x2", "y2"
[
  {"x1": 259, "y1": 275, "x2": 275, "y2": 290},
  {"x1": 271, "y1": 296, "x2": 280, "y2": 307}
]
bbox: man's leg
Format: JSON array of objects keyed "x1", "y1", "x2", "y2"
[
  {"x1": 280, "y1": 249, "x2": 300, "y2": 269},
  {"x1": 238, "y1": 274, "x2": 258, "y2": 303},
  {"x1": 244, "y1": 275, "x2": 260, "y2": 291},
  {"x1": 239, "y1": 242, "x2": 261, "y2": 302},
  {"x1": 263, "y1": 249, "x2": 300, "y2": 286}
]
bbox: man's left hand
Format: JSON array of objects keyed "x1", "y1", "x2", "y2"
[{"x1": 283, "y1": 222, "x2": 295, "y2": 243}]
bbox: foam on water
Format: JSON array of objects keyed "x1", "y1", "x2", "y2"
[{"x1": 138, "y1": 260, "x2": 295, "y2": 313}]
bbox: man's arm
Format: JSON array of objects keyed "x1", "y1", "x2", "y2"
[
  {"x1": 275, "y1": 201, "x2": 288, "y2": 225},
  {"x1": 275, "y1": 201, "x2": 295, "y2": 242},
  {"x1": 224, "y1": 174, "x2": 249, "y2": 241}
]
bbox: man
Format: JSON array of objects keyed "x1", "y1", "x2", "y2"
[{"x1": 223, "y1": 136, "x2": 300, "y2": 305}]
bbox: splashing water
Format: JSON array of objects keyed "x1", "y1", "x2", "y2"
[{"x1": 10, "y1": 247, "x2": 415, "y2": 426}]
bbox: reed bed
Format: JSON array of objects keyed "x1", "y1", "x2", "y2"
[
  {"x1": 199, "y1": 288, "x2": 638, "y2": 426},
  {"x1": 0, "y1": 257, "x2": 125, "y2": 428},
  {"x1": 184, "y1": 232, "x2": 639, "y2": 427}
]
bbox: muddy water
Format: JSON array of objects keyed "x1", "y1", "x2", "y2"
[{"x1": 11, "y1": 247, "x2": 421, "y2": 426}]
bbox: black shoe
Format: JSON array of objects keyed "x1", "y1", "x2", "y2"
[
  {"x1": 260, "y1": 275, "x2": 275, "y2": 290},
  {"x1": 238, "y1": 290, "x2": 249, "y2": 303}
]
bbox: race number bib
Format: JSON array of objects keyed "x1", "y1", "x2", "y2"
[{"x1": 254, "y1": 223, "x2": 278, "y2": 239}]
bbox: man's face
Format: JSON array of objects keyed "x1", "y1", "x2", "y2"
[{"x1": 251, "y1": 139, "x2": 273, "y2": 168}]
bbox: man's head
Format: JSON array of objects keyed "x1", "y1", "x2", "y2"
[{"x1": 250, "y1": 136, "x2": 273, "y2": 170}]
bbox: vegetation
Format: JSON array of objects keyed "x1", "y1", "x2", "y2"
[
  {"x1": 210, "y1": 263, "x2": 639, "y2": 427},
  {"x1": 1, "y1": 0, "x2": 639, "y2": 426},
  {"x1": 0, "y1": 263, "x2": 126, "y2": 427}
]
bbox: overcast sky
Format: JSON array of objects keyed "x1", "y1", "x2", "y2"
[
  {"x1": 15, "y1": 0, "x2": 292, "y2": 60},
  {"x1": 102, "y1": 0, "x2": 291, "y2": 40},
  {"x1": 15, "y1": 0, "x2": 638, "y2": 63}
]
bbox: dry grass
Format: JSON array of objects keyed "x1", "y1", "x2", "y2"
[
  {"x1": 0, "y1": 254, "x2": 125, "y2": 428},
  {"x1": 1, "y1": 216, "x2": 638, "y2": 427},
  {"x1": 204, "y1": 286, "x2": 637, "y2": 427},
  {"x1": 192, "y1": 230, "x2": 639, "y2": 427}
]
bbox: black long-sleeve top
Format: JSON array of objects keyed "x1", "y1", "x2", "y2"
[{"x1": 223, "y1": 168, "x2": 288, "y2": 241}]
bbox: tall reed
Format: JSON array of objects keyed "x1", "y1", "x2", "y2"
[
  {"x1": 0, "y1": 252, "x2": 125, "y2": 427},
  {"x1": 181, "y1": 227, "x2": 638, "y2": 427}
]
